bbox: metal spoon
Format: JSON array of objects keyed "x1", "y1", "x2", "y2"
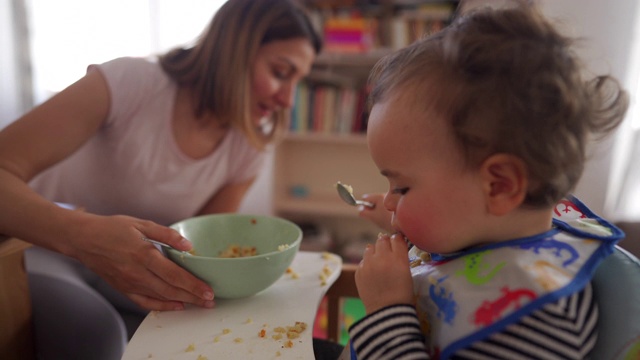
[
  {"x1": 143, "y1": 237, "x2": 192, "y2": 256},
  {"x1": 335, "y1": 181, "x2": 374, "y2": 208}
]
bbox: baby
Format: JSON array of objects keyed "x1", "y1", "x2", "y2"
[{"x1": 349, "y1": 3, "x2": 628, "y2": 359}]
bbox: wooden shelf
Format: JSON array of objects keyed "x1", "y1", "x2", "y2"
[
  {"x1": 273, "y1": 0, "x2": 459, "y2": 252},
  {"x1": 283, "y1": 132, "x2": 367, "y2": 144},
  {"x1": 274, "y1": 196, "x2": 360, "y2": 217}
]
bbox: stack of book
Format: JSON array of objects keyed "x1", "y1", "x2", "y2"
[
  {"x1": 290, "y1": 82, "x2": 369, "y2": 135},
  {"x1": 323, "y1": 15, "x2": 375, "y2": 54}
]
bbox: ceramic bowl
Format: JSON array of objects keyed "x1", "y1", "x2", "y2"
[{"x1": 165, "y1": 214, "x2": 302, "y2": 299}]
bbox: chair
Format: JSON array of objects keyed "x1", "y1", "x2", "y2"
[
  {"x1": 25, "y1": 247, "x2": 128, "y2": 360},
  {"x1": 325, "y1": 246, "x2": 640, "y2": 359},
  {"x1": 325, "y1": 263, "x2": 358, "y2": 343},
  {"x1": 589, "y1": 246, "x2": 640, "y2": 359}
]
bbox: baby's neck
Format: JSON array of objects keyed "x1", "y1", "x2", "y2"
[{"x1": 479, "y1": 207, "x2": 554, "y2": 246}]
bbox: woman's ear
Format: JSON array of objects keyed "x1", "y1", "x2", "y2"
[{"x1": 479, "y1": 154, "x2": 528, "y2": 216}]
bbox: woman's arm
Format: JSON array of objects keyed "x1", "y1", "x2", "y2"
[
  {"x1": 0, "y1": 69, "x2": 111, "y2": 248},
  {"x1": 0, "y1": 70, "x2": 214, "y2": 311}
]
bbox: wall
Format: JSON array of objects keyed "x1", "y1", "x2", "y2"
[
  {"x1": 0, "y1": 0, "x2": 29, "y2": 129},
  {"x1": 238, "y1": 0, "x2": 640, "y2": 218},
  {"x1": 539, "y1": 0, "x2": 639, "y2": 218},
  {"x1": 2, "y1": 1, "x2": 638, "y2": 219}
]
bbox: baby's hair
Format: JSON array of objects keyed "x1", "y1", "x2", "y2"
[{"x1": 368, "y1": 4, "x2": 628, "y2": 207}]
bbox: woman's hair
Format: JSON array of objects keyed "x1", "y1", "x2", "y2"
[
  {"x1": 368, "y1": 4, "x2": 628, "y2": 207},
  {"x1": 159, "y1": 0, "x2": 322, "y2": 150}
]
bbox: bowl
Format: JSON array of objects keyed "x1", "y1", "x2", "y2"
[{"x1": 165, "y1": 214, "x2": 302, "y2": 299}]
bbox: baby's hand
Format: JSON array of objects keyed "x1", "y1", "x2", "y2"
[
  {"x1": 355, "y1": 233, "x2": 413, "y2": 314},
  {"x1": 358, "y1": 193, "x2": 394, "y2": 233}
]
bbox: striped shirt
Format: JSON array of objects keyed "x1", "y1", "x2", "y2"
[{"x1": 349, "y1": 284, "x2": 597, "y2": 359}]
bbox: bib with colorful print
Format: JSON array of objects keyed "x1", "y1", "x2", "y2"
[{"x1": 411, "y1": 196, "x2": 624, "y2": 359}]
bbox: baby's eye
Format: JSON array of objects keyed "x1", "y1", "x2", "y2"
[{"x1": 392, "y1": 187, "x2": 409, "y2": 195}]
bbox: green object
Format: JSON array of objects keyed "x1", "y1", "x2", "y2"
[
  {"x1": 165, "y1": 214, "x2": 302, "y2": 299},
  {"x1": 340, "y1": 297, "x2": 366, "y2": 345}
]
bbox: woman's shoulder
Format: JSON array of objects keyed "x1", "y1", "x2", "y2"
[
  {"x1": 90, "y1": 56, "x2": 170, "y2": 91},
  {"x1": 95, "y1": 56, "x2": 159, "y2": 72}
]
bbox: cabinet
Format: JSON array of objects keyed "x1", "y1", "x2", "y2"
[{"x1": 272, "y1": 0, "x2": 459, "y2": 258}]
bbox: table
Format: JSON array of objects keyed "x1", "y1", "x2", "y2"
[{"x1": 122, "y1": 251, "x2": 343, "y2": 359}]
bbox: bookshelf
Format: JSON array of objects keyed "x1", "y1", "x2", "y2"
[{"x1": 272, "y1": 0, "x2": 460, "y2": 257}]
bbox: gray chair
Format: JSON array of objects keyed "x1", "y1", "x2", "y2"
[
  {"x1": 26, "y1": 247, "x2": 127, "y2": 360},
  {"x1": 589, "y1": 246, "x2": 640, "y2": 359}
]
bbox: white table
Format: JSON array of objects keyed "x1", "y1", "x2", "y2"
[{"x1": 122, "y1": 251, "x2": 343, "y2": 359}]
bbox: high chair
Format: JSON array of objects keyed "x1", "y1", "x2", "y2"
[{"x1": 325, "y1": 246, "x2": 640, "y2": 359}]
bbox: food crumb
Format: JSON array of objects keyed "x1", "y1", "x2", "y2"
[
  {"x1": 276, "y1": 351, "x2": 281, "y2": 357},
  {"x1": 233, "y1": 338, "x2": 243, "y2": 343},
  {"x1": 283, "y1": 340, "x2": 294, "y2": 348},
  {"x1": 278, "y1": 244, "x2": 290, "y2": 251},
  {"x1": 258, "y1": 329, "x2": 267, "y2": 338},
  {"x1": 286, "y1": 267, "x2": 300, "y2": 279},
  {"x1": 222, "y1": 328, "x2": 231, "y2": 334},
  {"x1": 196, "y1": 356, "x2": 208, "y2": 360},
  {"x1": 185, "y1": 343, "x2": 195, "y2": 352},
  {"x1": 213, "y1": 336, "x2": 220, "y2": 343},
  {"x1": 244, "y1": 317, "x2": 253, "y2": 324}
]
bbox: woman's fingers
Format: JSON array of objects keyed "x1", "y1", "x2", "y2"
[
  {"x1": 139, "y1": 222, "x2": 193, "y2": 252},
  {"x1": 126, "y1": 292, "x2": 186, "y2": 312},
  {"x1": 143, "y1": 251, "x2": 215, "y2": 305}
]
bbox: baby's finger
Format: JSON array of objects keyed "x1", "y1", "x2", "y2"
[
  {"x1": 361, "y1": 243, "x2": 374, "y2": 262},
  {"x1": 375, "y1": 233, "x2": 392, "y2": 252},
  {"x1": 390, "y1": 233, "x2": 409, "y2": 253}
]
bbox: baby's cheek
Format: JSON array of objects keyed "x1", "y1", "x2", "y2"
[{"x1": 396, "y1": 210, "x2": 428, "y2": 247}]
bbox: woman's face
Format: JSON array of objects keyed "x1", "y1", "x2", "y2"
[{"x1": 250, "y1": 38, "x2": 316, "y2": 124}]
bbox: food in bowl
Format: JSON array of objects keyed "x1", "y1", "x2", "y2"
[
  {"x1": 218, "y1": 244, "x2": 257, "y2": 258},
  {"x1": 165, "y1": 214, "x2": 302, "y2": 299}
]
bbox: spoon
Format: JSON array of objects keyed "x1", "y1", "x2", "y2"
[
  {"x1": 335, "y1": 181, "x2": 374, "y2": 208},
  {"x1": 143, "y1": 237, "x2": 192, "y2": 256}
]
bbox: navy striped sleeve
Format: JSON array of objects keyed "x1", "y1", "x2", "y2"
[{"x1": 349, "y1": 304, "x2": 430, "y2": 360}]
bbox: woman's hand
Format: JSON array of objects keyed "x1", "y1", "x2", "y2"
[
  {"x1": 358, "y1": 193, "x2": 394, "y2": 233},
  {"x1": 65, "y1": 213, "x2": 215, "y2": 311},
  {"x1": 355, "y1": 233, "x2": 414, "y2": 314}
]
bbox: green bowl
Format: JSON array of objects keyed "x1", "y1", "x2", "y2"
[{"x1": 166, "y1": 214, "x2": 302, "y2": 299}]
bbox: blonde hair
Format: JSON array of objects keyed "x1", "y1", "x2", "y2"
[
  {"x1": 369, "y1": 5, "x2": 628, "y2": 207},
  {"x1": 159, "y1": 0, "x2": 321, "y2": 150}
]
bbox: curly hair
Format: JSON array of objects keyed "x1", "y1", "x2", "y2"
[{"x1": 368, "y1": 4, "x2": 628, "y2": 207}]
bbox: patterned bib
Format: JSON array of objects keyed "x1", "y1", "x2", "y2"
[{"x1": 411, "y1": 196, "x2": 623, "y2": 359}]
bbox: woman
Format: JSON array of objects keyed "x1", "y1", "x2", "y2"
[{"x1": 0, "y1": 0, "x2": 320, "y2": 315}]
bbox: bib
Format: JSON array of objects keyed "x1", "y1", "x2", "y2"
[{"x1": 411, "y1": 196, "x2": 623, "y2": 359}]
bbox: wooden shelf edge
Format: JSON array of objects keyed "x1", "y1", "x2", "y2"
[{"x1": 282, "y1": 132, "x2": 368, "y2": 144}]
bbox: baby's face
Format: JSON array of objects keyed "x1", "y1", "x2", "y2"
[{"x1": 367, "y1": 93, "x2": 487, "y2": 254}]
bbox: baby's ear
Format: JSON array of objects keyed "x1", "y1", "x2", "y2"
[{"x1": 480, "y1": 154, "x2": 528, "y2": 216}]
